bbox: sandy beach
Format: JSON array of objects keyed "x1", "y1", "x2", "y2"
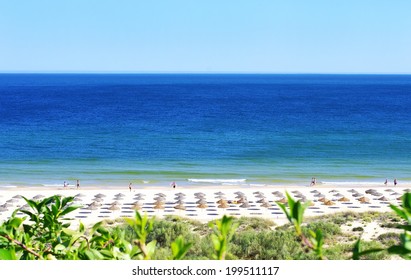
[{"x1": 0, "y1": 184, "x2": 408, "y2": 230}]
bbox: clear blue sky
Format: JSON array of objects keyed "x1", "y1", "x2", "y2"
[{"x1": 1, "y1": 0, "x2": 410, "y2": 73}]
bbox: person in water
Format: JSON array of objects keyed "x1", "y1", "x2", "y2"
[
  {"x1": 129, "y1": 182, "x2": 132, "y2": 192},
  {"x1": 171, "y1": 181, "x2": 177, "y2": 189}
]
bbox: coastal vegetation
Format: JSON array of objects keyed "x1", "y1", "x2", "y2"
[{"x1": 0, "y1": 194, "x2": 410, "y2": 260}]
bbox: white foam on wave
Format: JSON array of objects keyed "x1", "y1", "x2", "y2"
[
  {"x1": 0, "y1": 185, "x2": 18, "y2": 188},
  {"x1": 42, "y1": 184, "x2": 65, "y2": 187},
  {"x1": 321, "y1": 181, "x2": 387, "y2": 186},
  {"x1": 188, "y1": 179, "x2": 247, "y2": 184}
]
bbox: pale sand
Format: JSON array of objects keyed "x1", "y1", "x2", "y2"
[{"x1": 0, "y1": 185, "x2": 407, "y2": 232}]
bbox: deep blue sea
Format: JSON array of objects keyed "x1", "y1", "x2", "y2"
[{"x1": 0, "y1": 74, "x2": 410, "y2": 188}]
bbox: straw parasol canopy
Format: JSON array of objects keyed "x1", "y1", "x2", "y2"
[
  {"x1": 115, "y1": 193, "x2": 126, "y2": 197},
  {"x1": 154, "y1": 196, "x2": 166, "y2": 202},
  {"x1": 318, "y1": 197, "x2": 327, "y2": 202},
  {"x1": 108, "y1": 204, "x2": 121, "y2": 211},
  {"x1": 237, "y1": 197, "x2": 247, "y2": 203},
  {"x1": 239, "y1": 202, "x2": 250, "y2": 208},
  {"x1": 260, "y1": 202, "x2": 271, "y2": 208},
  {"x1": 95, "y1": 193, "x2": 106, "y2": 198},
  {"x1": 365, "y1": 189, "x2": 375, "y2": 194},
  {"x1": 155, "y1": 193, "x2": 166, "y2": 197},
  {"x1": 391, "y1": 192, "x2": 400, "y2": 196},
  {"x1": 197, "y1": 203, "x2": 208, "y2": 209},
  {"x1": 0, "y1": 206, "x2": 8, "y2": 212},
  {"x1": 86, "y1": 205, "x2": 99, "y2": 210},
  {"x1": 257, "y1": 198, "x2": 268, "y2": 204},
  {"x1": 378, "y1": 196, "x2": 389, "y2": 201},
  {"x1": 294, "y1": 194, "x2": 305, "y2": 199},
  {"x1": 324, "y1": 200, "x2": 335, "y2": 206},
  {"x1": 92, "y1": 197, "x2": 104, "y2": 202},
  {"x1": 352, "y1": 193, "x2": 363, "y2": 197},
  {"x1": 310, "y1": 190, "x2": 319, "y2": 193},
  {"x1": 276, "y1": 198, "x2": 287, "y2": 204},
  {"x1": 255, "y1": 194, "x2": 266, "y2": 199},
  {"x1": 347, "y1": 189, "x2": 357, "y2": 193},
  {"x1": 218, "y1": 203, "x2": 229, "y2": 209},
  {"x1": 338, "y1": 197, "x2": 350, "y2": 202},
  {"x1": 358, "y1": 197, "x2": 370, "y2": 203},
  {"x1": 385, "y1": 189, "x2": 394, "y2": 192},
  {"x1": 132, "y1": 202, "x2": 143, "y2": 210},
  {"x1": 329, "y1": 189, "x2": 338, "y2": 193},
  {"x1": 272, "y1": 191, "x2": 284, "y2": 196},
  {"x1": 215, "y1": 191, "x2": 225, "y2": 196},
  {"x1": 13, "y1": 195, "x2": 23, "y2": 199},
  {"x1": 175, "y1": 192, "x2": 185, "y2": 197},
  {"x1": 111, "y1": 201, "x2": 121, "y2": 206},
  {"x1": 33, "y1": 195, "x2": 45, "y2": 200},
  {"x1": 174, "y1": 199, "x2": 185, "y2": 204},
  {"x1": 404, "y1": 189, "x2": 411, "y2": 192},
  {"x1": 333, "y1": 193, "x2": 344, "y2": 198},
  {"x1": 75, "y1": 193, "x2": 86, "y2": 198},
  {"x1": 216, "y1": 199, "x2": 227, "y2": 204},
  {"x1": 89, "y1": 201, "x2": 102, "y2": 207},
  {"x1": 196, "y1": 198, "x2": 207, "y2": 204},
  {"x1": 314, "y1": 193, "x2": 324, "y2": 198},
  {"x1": 371, "y1": 192, "x2": 383, "y2": 196},
  {"x1": 234, "y1": 191, "x2": 245, "y2": 196},
  {"x1": 174, "y1": 204, "x2": 186, "y2": 210},
  {"x1": 154, "y1": 204, "x2": 165, "y2": 210},
  {"x1": 73, "y1": 197, "x2": 83, "y2": 202},
  {"x1": 195, "y1": 192, "x2": 205, "y2": 197}
]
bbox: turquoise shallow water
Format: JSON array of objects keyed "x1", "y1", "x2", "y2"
[{"x1": 0, "y1": 74, "x2": 410, "y2": 188}]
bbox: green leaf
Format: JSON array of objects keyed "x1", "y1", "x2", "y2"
[
  {"x1": 0, "y1": 249, "x2": 16, "y2": 260},
  {"x1": 145, "y1": 240, "x2": 157, "y2": 259},
  {"x1": 60, "y1": 205, "x2": 81, "y2": 217}
]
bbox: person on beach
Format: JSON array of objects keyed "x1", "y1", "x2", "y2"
[
  {"x1": 171, "y1": 181, "x2": 176, "y2": 189},
  {"x1": 394, "y1": 178, "x2": 397, "y2": 186},
  {"x1": 384, "y1": 179, "x2": 388, "y2": 186},
  {"x1": 63, "y1": 181, "x2": 68, "y2": 188},
  {"x1": 76, "y1": 180, "x2": 80, "y2": 189},
  {"x1": 310, "y1": 177, "x2": 316, "y2": 186},
  {"x1": 129, "y1": 183, "x2": 132, "y2": 192}
]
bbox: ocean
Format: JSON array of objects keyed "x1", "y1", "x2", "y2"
[{"x1": 0, "y1": 74, "x2": 410, "y2": 188}]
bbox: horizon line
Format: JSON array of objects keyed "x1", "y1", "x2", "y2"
[{"x1": 1, "y1": 71, "x2": 411, "y2": 75}]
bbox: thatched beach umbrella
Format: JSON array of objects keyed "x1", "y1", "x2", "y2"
[
  {"x1": 255, "y1": 193, "x2": 266, "y2": 199},
  {"x1": 75, "y1": 193, "x2": 86, "y2": 198},
  {"x1": 174, "y1": 204, "x2": 186, "y2": 210},
  {"x1": 89, "y1": 201, "x2": 102, "y2": 207},
  {"x1": 272, "y1": 191, "x2": 283, "y2": 196},
  {"x1": 154, "y1": 196, "x2": 166, "y2": 202},
  {"x1": 95, "y1": 193, "x2": 106, "y2": 198},
  {"x1": 329, "y1": 189, "x2": 338, "y2": 193},
  {"x1": 197, "y1": 203, "x2": 208, "y2": 209},
  {"x1": 218, "y1": 203, "x2": 229, "y2": 209},
  {"x1": 0, "y1": 206, "x2": 7, "y2": 212},
  {"x1": 13, "y1": 195, "x2": 22, "y2": 199},
  {"x1": 314, "y1": 193, "x2": 324, "y2": 198},
  {"x1": 216, "y1": 199, "x2": 227, "y2": 204},
  {"x1": 73, "y1": 197, "x2": 83, "y2": 202},
  {"x1": 391, "y1": 192, "x2": 401, "y2": 196},
  {"x1": 338, "y1": 197, "x2": 350, "y2": 202},
  {"x1": 353, "y1": 193, "x2": 363, "y2": 197},
  {"x1": 132, "y1": 202, "x2": 143, "y2": 210},
  {"x1": 111, "y1": 201, "x2": 121, "y2": 206},
  {"x1": 237, "y1": 197, "x2": 247, "y2": 204},
  {"x1": 108, "y1": 204, "x2": 121, "y2": 211},
  {"x1": 33, "y1": 195, "x2": 45, "y2": 200},
  {"x1": 333, "y1": 193, "x2": 343, "y2": 198},
  {"x1": 404, "y1": 189, "x2": 411, "y2": 193},
  {"x1": 92, "y1": 197, "x2": 104, "y2": 202},
  {"x1": 365, "y1": 189, "x2": 375, "y2": 194},
  {"x1": 154, "y1": 204, "x2": 165, "y2": 210},
  {"x1": 175, "y1": 199, "x2": 185, "y2": 205},
  {"x1": 260, "y1": 202, "x2": 271, "y2": 208},
  {"x1": 358, "y1": 197, "x2": 370, "y2": 203},
  {"x1": 215, "y1": 191, "x2": 225, "y2": 196},
  {"x1": 115, "y1": 193, "x2": 125, "y2": 198},
  {"x1": 294, "y1": 194, "x2": 305, "y2": 199},
  {"x1": 310, "y1": 190, "x2": 319, "y2": 193},
  {"x1": 86, "y1": 205, "x2": 99, "y2": 210},
  {"x1": 234, "y1": 191, "x2": 244, "y2": 195},
  {"x1": 347, "y1": 189, "x2": 357, "y2": 193},
  {"x1": 195, "y1": 192, "x2": 205, "y2": 197},
  {"x1": 215, "y1": 194, "x2": 226, "y2": 199},
  {"x1": 175, "y1": 192, "x2": 185, "y2": 197},
  {"x1": 257, "y1": 198, "x2": 268, "y2": 204},
  {"x1": 378, "y1": 196, "x2": 389, "y2": 201},
  {"x1": 276, "y1": 198, "x2": 287, "y2": 204},
  {"x1": 239, "y1": 202, "x2": 250, "y2": 208},
  {"x1": 156, "y1": 193, "x2": 166, "y2": 197},
  {"x1": 324, "y1": 200, "x2": 335, "y2": 206},
  {"x1": 318, "y1": 197, "x2": 327, "y2": 202},
  {"x1": 196, "y1": 198, "x2": 207, "y2": 204}
]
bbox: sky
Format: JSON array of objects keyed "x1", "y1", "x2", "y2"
[{"x1": 0, "y1": 0, "x2": 410, "y2": 73}]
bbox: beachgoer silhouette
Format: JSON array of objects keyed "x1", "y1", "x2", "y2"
[
  {"x1": 310, "y1": 177, "x2": 316, "y2": 186},
  {"x1": 76, "y1": 180, "x2": 80, "y2": 189},
  {"x1": 384, "y1": 179, "x2": 388, "y2": 186},
  {"x1": 394, "y1": 179, "x2": 397, "y2": 186},
  {"x1": 129, "y1": 183, "x2": 132, "y2": 192},
  {"x1": 171, "y1": 181, "x2": 176, "y2": 189},
  {"x1": 63, "y1": 181, "x2": 67, "y2": 188}
]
